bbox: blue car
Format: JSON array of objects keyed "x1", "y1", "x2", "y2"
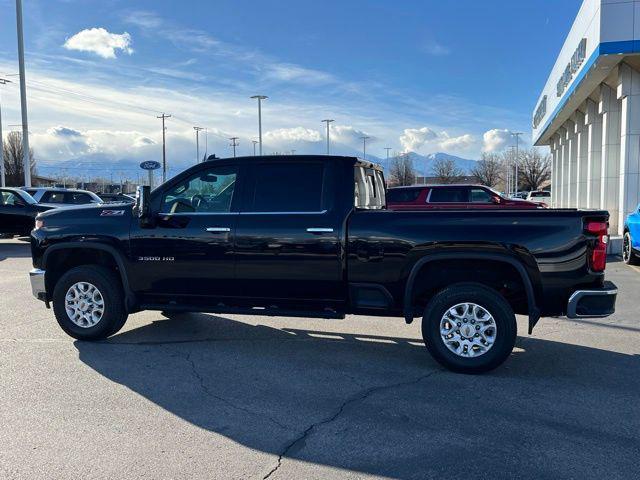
[{"x1": 623, "y1": 204, "x2": 640, "y2": 264}]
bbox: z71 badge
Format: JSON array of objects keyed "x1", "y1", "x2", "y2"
[{"x1": 100, "y1": 210, "x2": 125, "y2": 216}]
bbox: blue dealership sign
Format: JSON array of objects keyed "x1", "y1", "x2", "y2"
[{"x1": 140, "y1": 161, "x2": 161, "y2": 170}]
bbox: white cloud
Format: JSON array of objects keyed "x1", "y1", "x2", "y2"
[
  {"x1": 63, "y1": 28, "x2": 133, "y2": 59},
  {"x1": 482, "y1": 129, "x2": 512, "y2": 152},
  {"x1": 331, "y1": 125, "x2": 373, "y2": 147},
  {"x1": 263, "y1": 63, "x2": 335, "y2": 85},
  {"x1": 399, "y1": 127, "x2": 475, "y2": 153},
  {"x1": 423, "y1": 41, "x2": 450, "y2": 56},
  {"x1": 264, "y1": 127, "x2": 322, "y2": 144}
]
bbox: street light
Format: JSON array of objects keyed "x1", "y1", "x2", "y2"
[
  {"x1": 360, "y1": 136, "x2": 370, "y2": 159},
  {"x1": 250, "y1": 95, "x2": 268, "y2": 155},
  {"x1": 252, "y1": 140, "x2": 258, "y2": 156},
  {"x1": 511, "y1": 131, "x2": 523, "y2": 195},
  {"x1": 194, "y1": 126, "x2": 204, "y2": 163},
  {"x1": 15, "y1": 0, "x2": 31, "y2": 187},
  {"x1": 321, "y1": 119, "x2": 334, "y2": 154},
  {"x1": 0, "y1": 77, "x2": 11, "y2": 187}
]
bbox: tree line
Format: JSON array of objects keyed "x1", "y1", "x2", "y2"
[{"x1": 388, "y1": 149, "x2": 551, "y2": 192}]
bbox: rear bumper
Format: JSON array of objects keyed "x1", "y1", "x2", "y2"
[
  {"x1": 567, "y1": 281, "x2": 617, "y2": 318},
  {"x1": 29, "y1": 268, "x2": 46, "y2": 302}
]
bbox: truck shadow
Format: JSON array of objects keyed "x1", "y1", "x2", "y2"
[
  {"x1": 0, "y1": 240, "x2": 31, "y2": 261},
  {"x1": 74, "y1": 314, "x2": 639, "y2": 479}
]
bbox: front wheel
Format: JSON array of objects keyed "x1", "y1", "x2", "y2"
[
  {"x1": 623, "y1": 232, "x2": 639, "y2": 265},
  {"x1": 421, "y1": 283, "x2": 517, "y2": 374},
  {"x1": 53, "y1": 265, "x2": 128, "y2": 340}
]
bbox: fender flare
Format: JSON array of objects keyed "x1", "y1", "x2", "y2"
[
  {"x1": 43, "y1": 242, "x2": 137, "y2": 311},
  {"x1": 403, "y1": 252, "x2": 540, "y2": 334}
]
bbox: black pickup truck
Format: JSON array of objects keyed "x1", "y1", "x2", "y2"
[{"x1": 29, "y1": 155, "x2": 617, "y2": 373}]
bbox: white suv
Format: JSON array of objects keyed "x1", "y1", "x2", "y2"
[
  {"x1": 526, "y1": 190, "x2": 551, "y2": 205},
  {"x1": 21, "y1": 187, "x2": 102, "y2": 205}
]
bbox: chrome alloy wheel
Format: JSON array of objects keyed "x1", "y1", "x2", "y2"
[
  {"x1": 65, "y1": 282, "x2": 105, "y2": 328},
  {"x1": 440, "y1": 302, "x2": 497, "y2": 358}
]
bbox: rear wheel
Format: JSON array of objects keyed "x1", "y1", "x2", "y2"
[
  {"x1": 53, "y1": 265, "x2": 128, "y2": 340},
  {"x1": 421, "y1": 283, "x2": 517, "y2": 374},
  {"x1": 623, "y1": 232, "x2": 639, "y2": 265}
]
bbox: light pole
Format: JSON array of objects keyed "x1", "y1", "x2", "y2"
[
  {"x1": 511, "y1": 131, "x2": 523, "y2": 195},
  {"x1": 157, "y1": 113, "x2": 171, "y2": 183},
  {"x1": 252, "y1": 140, "x2": 258, "y2": 156},
  {"x1": 15, "y1": 0, "x2": 31, "y2": 187},
  {"x1": 361, "y1": 136, "x2": 370, "y2": 159},
  {"x1": 0, "y1": 77, "x2": 11, "y2": 187},
  {"x1": 229, "y1": 137, "x2": 239, "y2": 157},
  {"x1": 321, "y1": 119, "x2": 334, "y2": 154},
  {"x1": 250, "y1": 95, "x2": 267, "y2": 155},
  {"x1": 194, "y1": 126, "x2": 204, "y2": 163}
]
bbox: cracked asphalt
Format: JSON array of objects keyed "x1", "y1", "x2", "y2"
[{"x1": 1, "y1": 238, "x2": 639, "y2": 480}]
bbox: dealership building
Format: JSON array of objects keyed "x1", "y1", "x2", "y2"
[{"x1": 533, "y1": 0, "x2": 640, "y2": 236}]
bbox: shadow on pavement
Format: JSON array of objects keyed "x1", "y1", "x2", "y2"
[
  {"x1": 75, "y1": 313, "x2": 639, "y2": 479},
  {"x1": 0, "y1": 240, "x2": 32, "y2": 261}
]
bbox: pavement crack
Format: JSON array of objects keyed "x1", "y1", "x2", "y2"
[
  {"x1": 183, "y1": 352, "x2": 291, "y2": 432},
  {"x1": 262, "y1": 369, "x2": 441, "y2": 479}
]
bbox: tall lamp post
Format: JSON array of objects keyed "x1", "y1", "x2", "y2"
[
  {"x1": 511, "y1": 131, "x2": 523, "y2": 195},
  {"x1": 321, "y1": 119, "x2": 334, "y2": 154},
  {"x1": 15, "y1": 0, "x2": 31, "y2": 186},
  {"x1": 0, "y1": 77, "x2": 11, "y2": 187},
  {"x1": 250, "y1": 95, "x2": 268, "y2": 155},
  {"x1": 194, "y1": 126, "x2": 204, "y2": 163},
  {"x1": 361, "y1": 136, "x2": 370, "y2": 160}
]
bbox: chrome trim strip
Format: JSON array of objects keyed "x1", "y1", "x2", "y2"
[
  {"x1": 205, "y1": 227, "x2": 231, "y2": 232},
  {"x1": 158, "y1": 212, "x2": 239, "y2": 216},
  {"x1": 306, "y1": 227, "x2": 334, "y2": 233},
  {"x1": 239, "y1": 210, "x2": 328, "y2": 215},
  {"x1": 566, "y1": 287, "x2": 617, "y2": 318},
  {"x1": 158, "y1": 210, "x2": 327, "y2": 216}
]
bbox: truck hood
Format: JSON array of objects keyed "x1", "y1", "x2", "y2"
[{"x1": 36, "y1": 201, "x2": 133, "y2": 221}]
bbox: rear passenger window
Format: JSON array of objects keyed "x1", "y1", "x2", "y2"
[
  {"x1": 469, "y1": 188, "x2": 493, "y2": 203},
  {"x1": 249, "y1": 163, "x2": 324, "y2": 212},
  {"x1": 386, "y1": 188, "x2": 421, "y2": 203},
  {"x1": 429, "y1": 188, "x2": 468, "y2": 203},
  {"x1": 70, "y1": 193, "x2": 92, "y2": 204},
  {"x1": 42, "y1": 192, "x2": 66, "y2": 203}
]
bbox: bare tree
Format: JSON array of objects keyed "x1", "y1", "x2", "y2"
[
  {"x1": 3, "y1": 131, "x2": 36, "y2": 186},
  {"x1": 518, "y1": 148, "x2": 551, "y2": 191},
  {"x1": 471, "y1": 153, "x2": 502, "y2": 188},
  {"x1": 430, "y1": 157, "x2": 463, "y2": 184},
  {"x1": 389, "y1": 153, "x2": 416, "y2": 186}
]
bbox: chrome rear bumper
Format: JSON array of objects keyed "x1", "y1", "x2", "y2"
[
  {"x1": 567, "y1": 281, "x2": 617, "y2": 318},
  {"x1": 29, "y1": 268, "x2": 46, "y2": 301}
]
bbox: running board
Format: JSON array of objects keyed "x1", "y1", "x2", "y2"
[{"x1": 142, "y1": 303, "x2": 346, "y2": 319}]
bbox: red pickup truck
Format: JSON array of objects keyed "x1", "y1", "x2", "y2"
[{"x1": 387, "y1": 184, "x2": 545, "y2": 210}]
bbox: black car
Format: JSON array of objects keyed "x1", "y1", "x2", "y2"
[
  {"x1": 0, "y1": 188, "x2": 54, "y2": 237},
  {"x1": 29, "y1": 155, "x2": 617, "y2": 373}
]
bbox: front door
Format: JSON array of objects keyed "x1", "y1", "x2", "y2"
[
  {"x1": 234, "y1": 160, "x2": 345, "y2": 309},
  {"x1": 129, "y1": 163, "x2": 241, "y2": 304},
  {"x1": 0, "y1": 190, "x2": 31, "y2": 235}
]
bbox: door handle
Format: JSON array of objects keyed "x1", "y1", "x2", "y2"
[
  {"x1": 205, "y1": 227, "x2": 231, "y2": 232},
  {"x1": 306, "y1": 227, "x2": 334, "y2": 233}
]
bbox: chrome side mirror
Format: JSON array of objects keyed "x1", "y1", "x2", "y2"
[{"x1": 136, "y1": 185, "x2": 151, "y2": 226}]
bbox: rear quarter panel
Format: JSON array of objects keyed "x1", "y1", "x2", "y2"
[{"x1": 347, "y1": 208, "x2": 607, "y2": 316}]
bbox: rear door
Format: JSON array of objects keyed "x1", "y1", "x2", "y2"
[
  {"x1": 427, "y1": 186, "x2": 470, "y2": 208},
  {"x1": 234, "y1": 159, "x2": 345, "y2": 308}
]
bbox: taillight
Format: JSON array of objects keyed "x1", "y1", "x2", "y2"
[{"x1": 585, "y1": 220, "x2": 608, "y2": 272}]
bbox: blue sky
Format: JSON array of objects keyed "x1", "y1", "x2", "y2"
[{"x1": 0, "y1": 0, "x2": 581, "y2": 178}]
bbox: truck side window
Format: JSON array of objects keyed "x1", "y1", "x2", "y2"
[
  {"x1": 469, "y1": 188, "x2": 493, "y2": 203},
  {"x1": 249, "y1": 162, "x2": 323, "y2": 212},
  {"x1": 42, "y1": 191, "x2": 66, "y2": 203},
  {"x1": 161, "y1": 166, "x2": 238, "y2": 214}
]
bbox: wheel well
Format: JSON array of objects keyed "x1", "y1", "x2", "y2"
[
  {"x1": 410, "y1": 259, "x2": 528, "y2": 316},
  {"x1": 45, "y1": 248, "x2": 122, "y2": 297}
]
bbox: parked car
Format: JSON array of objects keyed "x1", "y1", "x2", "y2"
[
  {"x1": 98, "y1": 192, "x2": 135, "y2": 203},
  {"x1": 0, "y1": 187, "x2": 55, "y2": 237},
  {"x1": 22, "y1": 187, "x2": 102, "y2": 205},
  {"x1": 527, "y1": 190, "x2": 551, "y2": 204},
  {"x1": 510, "y1": 191, "x2": 530, "y2": 200},
  {"x1": 623, "y1": 203, "x2": 640, "y2": 264},
  {"x1": 29, "y1": 155, "x2": 616, "y2": 373},
  {"x1": 387, "y1": 184, "x2": 545, "y2": 210}
]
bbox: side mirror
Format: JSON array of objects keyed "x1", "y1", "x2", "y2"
[{"x1": 136, "y1": 185, "x2": 152, "y2": 226}]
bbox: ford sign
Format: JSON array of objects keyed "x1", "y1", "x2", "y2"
[{"x1": 140, "y1": 161, "x2": 161, "y2": 170}]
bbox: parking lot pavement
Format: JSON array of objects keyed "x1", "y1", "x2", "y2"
[{"x1": 0, "y1": 238, "x2": 638, "y2": 480}]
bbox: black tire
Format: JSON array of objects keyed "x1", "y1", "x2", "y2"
[
  {"x1": 623, "y1": 232, "x2": 640, "y2": 265},
  {"x1": 421, "y1": 282, "x2": 517, "y2": 374},
  {"x1": 52, "y1": 265, "x2": 128, "y2": 340}
]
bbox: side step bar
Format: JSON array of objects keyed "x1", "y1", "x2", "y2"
[{"x1": 142, "y1": 303, "x2": 346, "y2": 320}]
